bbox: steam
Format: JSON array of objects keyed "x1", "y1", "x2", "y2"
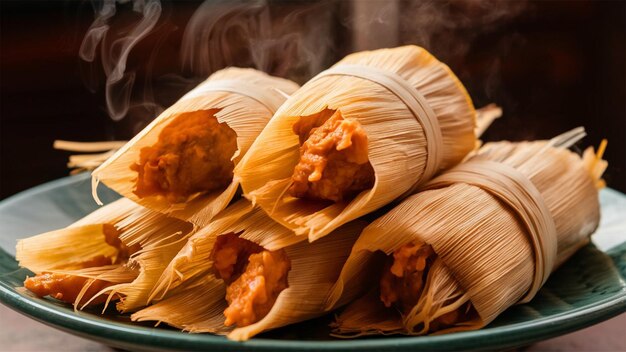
[
  {"x1": 79, "y1": 0, "x2": 528, "y2": 127},
  {"x1": 80, "y1": 0, "x2": 335, "y2": 127},
  {"x1": 180, "y1": 0, "x2": 334, "y2": 80},
  {"x1": 350, "y1": 0, "x2": 400, "y2": 50},
  {"x1": 400, "y1": 0, "x2": 528, "y2": 57},
  {"x1": 180, "y1": 0, "x2": 268, "y2": 76},
  {"x1": 400, "y1": 0, "x2": 529, "y2": 100},
  {"x1": 80, "y1": 0, "x2": 161, "y2": 121}
]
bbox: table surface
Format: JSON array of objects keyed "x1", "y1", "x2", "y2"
[{"x1": 0, "y1": 303, "x2": 624, "y2": 352}]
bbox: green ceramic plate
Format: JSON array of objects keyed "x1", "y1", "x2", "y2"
[{"x1": 1, "y1": 174, "x2": 625, "y2": 351}]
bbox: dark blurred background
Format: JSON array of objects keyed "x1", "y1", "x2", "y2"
[{"x1": 1, "y1": 0, "x2": 624, "y2": 199}]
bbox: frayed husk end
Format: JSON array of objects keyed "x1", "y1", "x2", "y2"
[
  {"x1": 140, "y1": 210, "x2": 366, "y2": 341},
  {"x1": 54, "y1": 140, "x2": 126, "y2": 175},
  {"x1": 70, "y1": 265, "x2": 140, "y2": 311},
  {"x1": 331, "y1": 260, "x2": 486, "y2": 338},
  {"x1": 90, "y1": 205, "x2": 195, "y2": 312},
  {"x1": 17, "y1": 224, "x2": 120, "y2": 273},
  {"x1": 582, "y1": 139, "x2": 608, "y2": 190},
  {"x1": 132, "y1": 276, "x2": 230, "y2": 334},
  {"x1": 237, "y1": 46, "x2": 477, "y2": 243},
  {"x1": 331, "y1": 290, "x2": 405, "y2": 338},
  {"x1": 111, "y1": 231, "x2": 193, "y2": 312},
  {"x1": 330, "y1": 131, "x2": 605, "y2": 336},
  {"x1": 402, "y1": 259, "x2": 483, "y2": 335},
  {"x1": 148, "y1": 199, "x2": 301, "y2": 304},
  {"x1": 17, "y1": 198, "x2": 149, "y2": 274},
  {"x1": 92, "y1": 68, "x2": 298, "y2": 227},
  {"x1": 245, "y1": 176, "x2": 379, "y2": 242},
  {"x1": 18, "y1": 196, "x2": 195, "y2": 313},
  {"x1": 148, "y1": 199, "x2": 258, "y2": 301},
  {"x1": 474, "y1": 104, "x2": 502, "y2": 138},
  {"x1": 227, "y1": 220, "x2": 367, "y2": 340}
]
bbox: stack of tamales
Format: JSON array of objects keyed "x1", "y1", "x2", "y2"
[{"x1": 16, "y1": 45, "x2": 607, "y2": 342}]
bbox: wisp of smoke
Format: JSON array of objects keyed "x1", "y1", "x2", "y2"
[
  {"x1": 80, "y1": 0, "x2": 336, "y2": 127},
  {"x1": 80, "y1": 0, "x2": 162, "y2": 121},
  {"x1": 79, "y1": 0, "x2": 527, "y2": 128}
]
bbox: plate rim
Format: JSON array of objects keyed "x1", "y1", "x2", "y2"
[{"x1": 1, "y1": 175, "x2": 625, "y2": 351}]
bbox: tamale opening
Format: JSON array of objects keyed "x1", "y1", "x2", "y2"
[
  {"x1": 378, "y1": 242, "x2": 478, "y2": 334},
  {"x1": 23, "y1": 224, "x2": 141, "y2": 306},
  {"x1": 235, "y1": 46, "x2": 478, "y2": 242},
  {"x1": 131, "y1": 109, "x2": 238, "y2": 204},
  {"x1": 331, "y1": 133, "x2": 608, "y2": 337},
  {"x1": 211, "y1": 233, "x2": 291, "y2": 328},
  {"x1": 289, "y1": 109, "x2": 374, "y2": 203},
  {"x1": 92, "y1": 68, "x2": 300, "y2": 227},
  {"x1": 332, "y1": 242, "x2": 481, "y2": 337}
]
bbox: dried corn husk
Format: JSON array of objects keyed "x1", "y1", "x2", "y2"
[
  {"x1": 54, "y1": 140, "x2": 127, "y2": 174},
  {"x1": 17, "y1": 198, "x2": 195, "y2": 312},
  {"x1": 235, "y1": 45, "x2": 477, "y2": 243},
  {"x1": 132, "y1": 276, "x2": 229, "y2": 334},
  {"x1": 132, "y1": 199, "x2": 367, "y2": 341},
  {"x1": 88, "y1": 207, "x2": 195, "y2": 312},
  {"x1": 328, "y1": 128, "x2": 607, "y2": 336},
  {"x1": 146, "y1": 199, "x2": 295, "y2": 302},
  {"x1": 92, "y1": 68, "x2": 299, "y2": 227},
  {"x1": 17, "y1": 198, "x2": 140, "y2": 272}
]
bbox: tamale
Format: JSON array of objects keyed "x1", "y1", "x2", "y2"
[
  {"x1": 327, "y1": 128, "x2": 607, "y2": 336},
  {"x1": 92, "y1": 68, "x2": 299, "y2": 227},
  {"x1": 234, "y1": 45, "x2": 477, "y2": 243},
  {"x1": 132, "y1": 199, "x2": 366, "y2": 341},
  {"x1": 17, "y1": 198, "x2": 193, "y2": 311}
]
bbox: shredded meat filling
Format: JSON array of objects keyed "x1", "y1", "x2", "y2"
[
  {"x1": 24, "y1": 224, "x2": 138, "y2": 306},
  {"x1": 379, "y1": 242, "x2": 475, "y2": 332},
  {"x1": 289, "y1": 109, "x2": 374, "y2": 202},
  {"x1": 131, "y1": 109, "x2": 238, "y2": 203},
  {"x1": 212, "y1": 234, "x2": 291, "y2": 327}
]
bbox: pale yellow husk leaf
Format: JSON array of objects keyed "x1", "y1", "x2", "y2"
[
  {"x1": 235, "y1": 45, "x2": 477, "y2": 242},
  {"x1": 332, "y1": 260, "x2": 481, "y2": 337},
  {"x1": 227, "y1": 220, "x2": 365, "y2": 341},
  {"x1": 146, "y1": 199, "x2": 302, "y2": 302},
  {"x1": 94, "y1": 210, "x2": 195, "y2": 312},
  {"x1": 17, "y1": 197, "x2": 195, "y2": 312},
  {"x1": 92, "y1": 68, "x2": 299, "y2": 227},
  {"x1": 329, "y1": 131, "x2": 605, "y2": 335},
  {"x1": 132, "y1": 204, "x2": 367, "y2": 340},
  {"x1": 16, "y1": 198, "x2": 140, "y2": 272},
  {"x1": 132, "y1": 276, "x2": 230, "y2": 334}
]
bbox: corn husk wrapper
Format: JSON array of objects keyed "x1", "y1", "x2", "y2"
[
  {"x1": 17, "y1": 198, "x2": 141, "y2": 272},
  {"x1": 132, "y1": 199, "x2": 367, "y2": 341},
  {"x1": 92, "y1": 68, "x2": 299, "y2": 227},
  {"x1": 235, "y1": 45, "x2": 476, "y2": 243},
  {"x1": 328, "y1": 129, "x2": 607, "y2": 336},
  {"x1": 88, "y1": 205, "x2": 195, "y2": 312},
  {"x1": 133, "y1": 276, "x2": 230, "y2": 335},
  {"x1": 17, "y1": 198, "x2": 195, "y2": 312}
]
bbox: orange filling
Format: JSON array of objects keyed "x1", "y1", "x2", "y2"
[
  {"x1": 212, "y1": 234, "x2": 291, "y2": 327},
  {"x1": 131, "y1": 109, "x2": 238, "y2": 203},
  {"x1": 379, "y1": 242, "x2": 475, "y2": 332},
  {"x1": 212, "y1": 233, "x2": 264, "y2": 281},
  {"x1": 380, "y1": 242, "x2": 436, "y2": 310},
  {"x1": 23, "y1": 224, "x2": 139, "y2": 306},
  {"x1": 24, "y1": 273, "x2": 114, "y2": 306},
  {"x1": 102, "y1": 223, "x2": 141, "y2": 262},
  {"x1": 289, "y1": 109, "x2": 374, "y2": 202}
]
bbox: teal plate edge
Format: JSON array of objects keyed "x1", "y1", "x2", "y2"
[{"x1": 0, "y1": 174, "x2": 624, "y2": 352}]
